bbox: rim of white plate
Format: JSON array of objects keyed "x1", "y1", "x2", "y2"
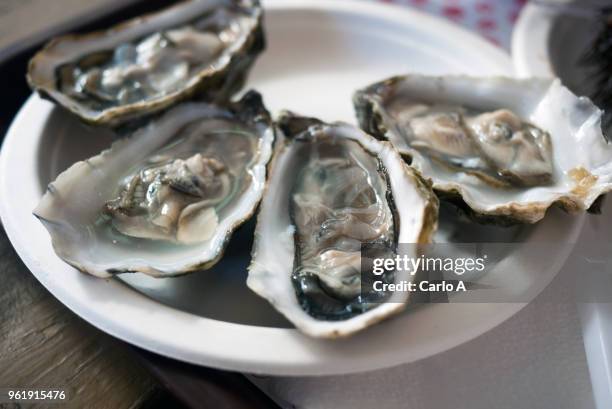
[
  {"x1": 512, "y1": 2, "x2": 557, "y2": 77},
  {"x1": 0, "y1": 0, "x2": 584, "y2": 376}
]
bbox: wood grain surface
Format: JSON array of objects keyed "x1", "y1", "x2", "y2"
[{"x1": 0, "y1": 226, "x2": 186, "y2": 409}]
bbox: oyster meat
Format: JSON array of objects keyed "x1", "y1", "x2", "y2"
[
  {"x1": 354, "y1": 75, "x2": 612, "y2": 223},
  {"x1": 393, "y1": 105, "x2": 554, "y2": 188},
  {"x1": 28, "y1": 0, "x2": 264, "y2": 127},
  {"x1": 34, "y1": 91, "x2": 274, "y2": 277},
  {"x1": 248, "y1": 113, "x2": 438, "y2": 338}
]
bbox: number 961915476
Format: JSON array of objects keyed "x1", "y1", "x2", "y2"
[{"x1": 2, "y1": 388, "x2": 67, "y2": 402}]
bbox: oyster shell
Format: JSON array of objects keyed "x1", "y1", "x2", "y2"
[
  {"x1": 28, "y1": 0, "x2": 264, "y2": 127},
  {"x1": 34, "y1": 91, "x2": 274, "y2": 277},
  {"x1": 354, "y1": 75, "x2": 612, "y2": 224},
  {"x1": 248, "y1": 113, "x2": 438, "y2": 338}
]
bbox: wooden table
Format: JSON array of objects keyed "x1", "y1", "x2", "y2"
[{"x1": 0, "y1": 226, "x2": 181, "y2": 408}]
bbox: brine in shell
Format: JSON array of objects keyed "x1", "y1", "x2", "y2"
[
  {"x1": 354, "y1": 75, "x2": 612, "y2": 224},
  {"x1": 27, "y1": 0, "x2": 264, "y2": 127},
  {"x1": 34, "y1": 91, "x2": 274, "y2": 277},
  {"x1": 248, "y1": 113, "x2": 438, "y2": 338}
]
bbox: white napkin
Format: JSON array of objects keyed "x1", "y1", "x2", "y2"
[{"x1": 249, "y1": 278, "x2": 595, "y2": 409}]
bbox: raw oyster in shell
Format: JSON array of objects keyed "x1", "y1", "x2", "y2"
[
  {"x1": 34, "y1": 91, "x2": 274, "y2": 277},
  {"x1": 28, "y1": 0, "x2": 264, "y2": 127},
  {"x1": 248, "y1": 113, "x2": 438, "y2": 338},
  {"x1": 354, "y1": 75, "x2": 612, "y2": 224}
]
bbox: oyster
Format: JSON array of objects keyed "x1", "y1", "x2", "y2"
[
  {"x1": 354, "y1": 75, "x2": 612, "y2": 223},
  {"x1": 34, "y1": 91, "x2": 274, "y2": 277},
  {"x1": 248, "y1": 113, "x2": 438, "y2": 338},
  {"x1": 28, "y1": 0, "x2": 264, "y2": 127}
]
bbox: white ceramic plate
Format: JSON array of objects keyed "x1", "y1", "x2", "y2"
[{"x1": 0, "y1": 0, "x2": 584, "y2": 376}]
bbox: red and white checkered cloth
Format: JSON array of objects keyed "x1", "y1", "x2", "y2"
[{"x1": 374, "y1": 0, "x2": 527, "y2": 49}]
